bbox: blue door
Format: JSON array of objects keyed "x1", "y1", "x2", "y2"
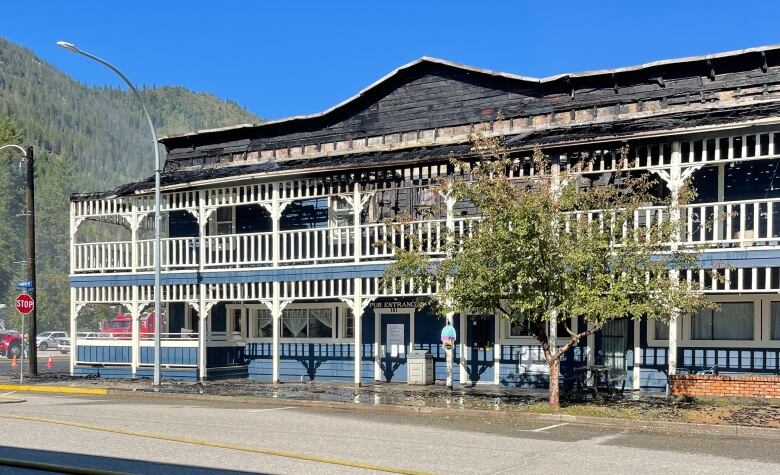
[{"x1": 380, "y1": 313, "x2": 410, "y2": 382}]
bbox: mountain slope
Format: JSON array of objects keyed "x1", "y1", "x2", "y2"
[
  {"x1": 0, "y1": 37, "x2": 261, "y2": 331},
  {"x1": 0, "y1": 37, "x2": 260, "y2": 190}
]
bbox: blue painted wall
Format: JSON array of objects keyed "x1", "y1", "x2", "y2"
[
  {"x1": 140, "y1": 346, "x2": 198, "y2": 366},
  {"x1": 76, "y1": 345, "x2": 131, "y2": 364}
]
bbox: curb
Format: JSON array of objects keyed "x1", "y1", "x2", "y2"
[
  {"x1": 0, "y1": 384, "x2": 108, "y2": 396},
  {"x1": 104, "y1": 387, "x2": 780, "y2": 439}
]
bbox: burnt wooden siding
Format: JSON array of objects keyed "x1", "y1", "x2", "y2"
[{"x1": 162, "y1": 51, "x2": 780, "y2": 171}]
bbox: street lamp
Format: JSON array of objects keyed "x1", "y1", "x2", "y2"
[
  {"x1": 57, "y1": 41, "x2": 163, "y2": 387},
  {"x1": 0, "y1": 144, "x2": 36, "y2": 380}
]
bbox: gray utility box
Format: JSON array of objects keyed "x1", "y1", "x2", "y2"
[{"x1": 408, "y1": 350, "x2": 434, "y2": 385}]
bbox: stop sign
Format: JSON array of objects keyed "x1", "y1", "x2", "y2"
[{"x1": 16, "y1": 294, "x2": 34, "y2": 314}]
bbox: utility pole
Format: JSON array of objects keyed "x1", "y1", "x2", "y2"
[{"x1": 26, "y1": 146, "x2": 37, "y2": 375}]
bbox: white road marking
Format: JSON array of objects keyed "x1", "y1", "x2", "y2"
[
  {"x1": 518, "y1": 422, "x2": 570, "y2": 432},
  {"x1": 0, "y1": 392, "x2": 15, "y2": 397},
  {"x1": 248, "y1": 406, "x2": 297, "y2": 413}
]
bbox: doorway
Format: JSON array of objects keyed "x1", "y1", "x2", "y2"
[{"x1": 380, "y1": 313, "x2": 411, "y2": 382}]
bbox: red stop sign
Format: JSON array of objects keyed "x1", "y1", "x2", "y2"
[{"x1": 16, "y1": 294, "x2": 34, "y2": 314}]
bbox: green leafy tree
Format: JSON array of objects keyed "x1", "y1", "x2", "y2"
[{"x1": 384, "y1": 135, "x2": 711, "y2": 408}]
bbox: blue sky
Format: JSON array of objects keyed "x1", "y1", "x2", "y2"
[{"x1": 3, "y1": 1, "x2": 780, "y2": 120}]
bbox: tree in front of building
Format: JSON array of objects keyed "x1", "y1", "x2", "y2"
[{"x1": 382, "y1": 134, "x2": 712, "y2": 408}]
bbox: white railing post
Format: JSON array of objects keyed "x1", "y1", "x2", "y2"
[
  {"x1": 445, "y1": 192, "x2": 456, "y2": 389},
  {"x1": 668, "y1": 141, "x2": 682, "y2": 378},
  {"x1": 198, "y1": 288, "x2": 208, "y2": 381},
  {"x1": 130, "y1": 289, "x2": 140, "y2": 377},
  {"x1": 272, "y1": 182, "x2": 281, "y2": 384},
  {"x1": 353, "y1": 278, "x2": 362, "y2": 387},
  {"x1": 69, "y1": 288, "x2": 77, "y2": 376}
]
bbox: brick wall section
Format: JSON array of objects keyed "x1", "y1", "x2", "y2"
[{"x1": 670, "y1": 375, "x2": 780, "y2": 399}]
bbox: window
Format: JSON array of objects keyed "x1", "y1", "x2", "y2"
[
  {"x1": 654, "y1": 320, "x2": 669, "y2": 340},
  {"x1": 215, "y1": 207, "x2": 234, "y2": 235},
  {"x1": 345, "y1": 310, "x2": 354, "y2": 339},
  {"x1": 692, "y1": 302, "x2": 753, "y2": 340},
  {"x1": 254, "y1": 308, "x2": 272, "y2": 338},
  {"x1": 281, "y1": 308, "x2": 334, "y2": 339},
  {"x1": 509, "y1": 317, "x2": 531, "y2": 337},
  {"x1": 232, "y1": 308, "x2": 243, "y2": 334},
  {"x1": 771, "y1": 302, "x2": 780, "y2": 340},
  {"x1": 330, "y1": 197, "x2": 353, "y2": 227}
]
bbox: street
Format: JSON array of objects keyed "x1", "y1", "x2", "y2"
[
  {"x1": 0, "y1": 392, "x2": 778, "y2": 474},
  {"x1": 0, "y1": 350, "x2": 68, "y2": 377}
]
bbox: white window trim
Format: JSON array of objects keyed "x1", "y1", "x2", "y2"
[
  {"x1": 648, "y1": 294, "x2": 780, "y2": 348},
  {"x1": 232, "y1": 302, "x2": 350, "y2": 343},
  {"x1": 210, "y1": 206, "x2": 236, "y2": 236},
  {"x1": 497, "y1": 314, "x2": 577, "y2": 345}
]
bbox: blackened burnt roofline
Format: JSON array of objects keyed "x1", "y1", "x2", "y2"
[
  {"x1": 159, "y1": 45, "x2": 780, "y2": 148},
  {"x1": 71, "y1": 100, "x2": 780, "y2": 202}
]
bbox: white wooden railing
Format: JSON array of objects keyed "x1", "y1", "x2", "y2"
[{"x1": 72, "y1": 201, "x2": 780, "y2": 274}]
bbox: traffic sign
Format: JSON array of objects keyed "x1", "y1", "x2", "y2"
[
  {"x1": 15, "y1": 294, "x2": 34, "y2": 315},
  {"x1": 17, "y1": 280, "x2": 32, "y2": 288}
]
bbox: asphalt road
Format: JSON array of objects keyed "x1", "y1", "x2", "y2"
[
  {"x1": 0, "y1": 392, "x2": 778, "y2": 474},
  {"x1": 0, "y1": 350, "x2": 68, "y2": 377}
]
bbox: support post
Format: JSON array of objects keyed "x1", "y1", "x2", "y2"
[
  {"x1": 26, "y1": 146, "x2": 37, "y2": 374},
  {"x1": 667, "y1": 141, "x2": 682, "y2": 377},
  {"x1": 69, "y1": 288, "x2": 77, "y2": 376},
  {"x1": 353, "y1": 278, "x2": 362, "y2": 387},
  {"x1": 632, "y1": 318, "x2": 641, "y2": 391},
  {"x1": 459, "y1": 312, "x2": 468, "y2": 385},
  {"x1": 130, "y1": 288, "x2": 140, "y2": 377},
  {"x1": 271, "y1": 182, "x2": 281, "y2": 384},
  {"x1": 586, "y1": 322, "x2": 595, "y2": 386},
  {"x1": 444, "y1": 192, "x2": 456, "y2": 389},
  {"x1": 198, "y1": 285, "x2": 208, "y2": 381}
]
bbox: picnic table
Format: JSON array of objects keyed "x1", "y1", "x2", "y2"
[{"x1": 574, "y1": 364, "x2": 626, "y2": 398}]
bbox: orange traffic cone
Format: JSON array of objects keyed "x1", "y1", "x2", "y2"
[
  {"x1": 11, "y1": 355, "x2": 17, "y2": 368},
  {"x1": 47, "y1": 355, "x2": 53, "y2": 368}
]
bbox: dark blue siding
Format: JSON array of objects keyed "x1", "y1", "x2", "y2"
[
  {"x1": 140, "y1": 346, "x2": 198, "y2": 366},
  {"x1": 207, "y1": 345, "x2": 245, "y2": 366},
  {"x1": 76, "y1": 345, "x2": 131, "y2": 364}
]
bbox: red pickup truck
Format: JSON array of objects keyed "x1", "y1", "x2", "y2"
[{"x1": 100, "y1": 312, "x2": 164, "y2": 337}]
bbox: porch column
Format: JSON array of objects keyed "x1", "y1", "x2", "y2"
[
  {"x1": 69, "y1": 288, "x2": 77, "y2": 376},
  {"x1": 353, "y1": 278, "x2": 363, "y2": 386},
  {"x1": 130, "y1": 287, "x2": 140, "y2": 377},
  {"x1": 459, "y1": 312, "x2": 467, "y2": 385},
  {"x1": 271, "y1": 182, "x2": 281, "y2": 384},
  {"x1": 198, "y1": 284, "x2": 208, "y2": 381},
  {"x1": 667, "y1": 141, "x2": 682, "y2": 376},
  {"x1": 352, "y1": 180, "x2": 363, "y2": 386},
  {"x1": 632, "y1": 318, "x2": 641, "y2": 391},
  {"x1": 586, "y1": 322, "x2": 595, "y2": 386},
  {"x1": 272, "y1": 285, "x2": 281, "y2": 384},
  {"x1": 493, "y1": 314, "x2": 501, "y2": 385},
  {"x1": 445, "y1": 193, "x2": 456, "y2": 389}
]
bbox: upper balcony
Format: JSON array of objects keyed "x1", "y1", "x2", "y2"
[{"x1": 71, "y1": 195, "x2": 780, "y2": 275}]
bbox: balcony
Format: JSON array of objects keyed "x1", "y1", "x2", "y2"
[{"x1": 71, "y1": 199, "x2": 780, "y2": 275}]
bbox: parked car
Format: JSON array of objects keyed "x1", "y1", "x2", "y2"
[
  {"x1": 57, "y1": 333, "x2": 100, "y2": 354},
  {"x1": 0, "y1": 331, "x2": 22, "y2": 359},
  {"x1": 36, "y1": 331, "x2": 68, "y2": 351}
]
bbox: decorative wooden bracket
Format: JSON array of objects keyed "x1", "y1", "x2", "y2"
[
  {"x1": 343, "y1": 192, "x2": 376, "y2": 210},
  {"x1": 338, "y1": 297, "x2": 375, "y2": 315}
]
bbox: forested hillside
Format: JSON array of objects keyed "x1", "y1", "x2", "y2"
[{"x1": 0, "y1": 37, "x2": 260, "y2": 331}]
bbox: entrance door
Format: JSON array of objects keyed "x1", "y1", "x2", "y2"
[
  {"x1": 601, "y1": 318, "x2": 628, "y2": 379},
  {"x1": 380, "y1": 313, "x2": 410, "y2": 382},
  {"x1": 466, "y1": 315, "x2": 495, "y2": 383}
]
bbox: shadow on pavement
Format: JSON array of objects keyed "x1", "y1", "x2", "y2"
[{"x1": 0, "y1": 446, "x2": 268, "y2": 474}]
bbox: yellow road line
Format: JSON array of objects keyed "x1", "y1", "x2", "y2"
[
  {"x1": 0, "y1": 413, "x2": 432, "y2": 475},
  {"x1": 0, "y1": 384, "x2": 108, "y2": 395},
  {"x1": 0, "y1": 456, "x2": 131, "y2": 475}
]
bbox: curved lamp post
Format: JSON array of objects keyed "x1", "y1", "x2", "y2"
[
  {"x1": 57, "y1": 41, "x2": 163, "y2": 386},
  {"x1": 0, "y1": 143, "x2": 35, "y2": 382}
]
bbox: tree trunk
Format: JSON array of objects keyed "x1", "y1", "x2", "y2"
[{"x1": 548, "y1": 357, "x2": 561, "y2": 409}]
